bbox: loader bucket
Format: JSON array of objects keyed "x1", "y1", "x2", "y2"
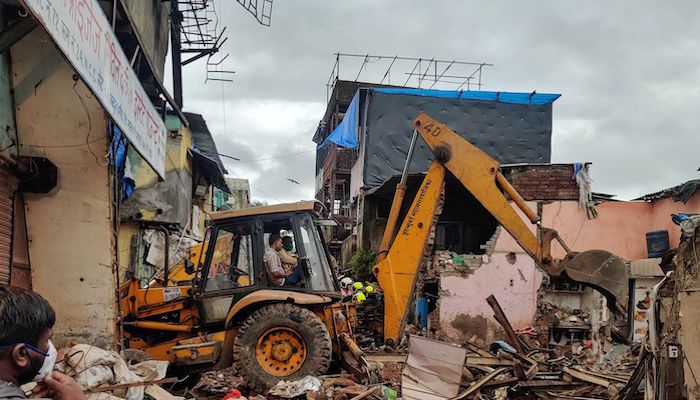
[{"x1": 559, "y1": 250, "x2": 629, "y2": 318}]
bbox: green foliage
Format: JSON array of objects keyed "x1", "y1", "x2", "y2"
[
  {"x1": 251, "y1": 200, "x2": 269, "y2": 207},
  {"x1": 348, "y1": 249, "x2": 377, "y2": 283}
]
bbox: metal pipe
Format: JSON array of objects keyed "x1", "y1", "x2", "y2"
[
  {"x1": 122, "y1": 321, "x2": 191, "y2": 332},
  {"x1": 376, "y1": 129, "x2": 419, "y2": 262},
  {"x1": 495, "y1": 172, "x2": 540, "y2": 223},
  {"x1": 400, "y1": 129, "x2": 419, "y2": 186},
  {"x1": 170, "y1": 0, "x2": 183, "y2": 108}
]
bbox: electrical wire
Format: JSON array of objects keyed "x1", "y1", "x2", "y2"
[
  {"x1": 226, "y1": 166, "x2": 284, "y2": 202},
  {"x1": 231, "y1": 148, "x2": 316, "y2": 163},
  {"x1": 18, "y1": 136, "x2": 107, "y2": 148},
  {"x1": 72, "y1": 81, "x2": 107, "y2": 166}
]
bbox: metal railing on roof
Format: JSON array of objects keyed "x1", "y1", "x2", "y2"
[{"x1": 325, "y1": 53, "x2": 493, "y2": 102}]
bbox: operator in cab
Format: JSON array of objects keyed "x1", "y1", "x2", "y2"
[
  {"x1": 0, "y1": 286, "x2": 86, "y2": 400},
  {"x1": 279, "y1": 236, "x2": 298, "y2": 272},
  {"x1": 264, "y1": 234, "x2": 302, "y2": 287}
]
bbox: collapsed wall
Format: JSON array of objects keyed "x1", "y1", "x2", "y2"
[
  {"x1": 432, "y1": 226, "x2": 545, "y2": 346},
  {"x1": 420, "y1": 165, "x2": 593, "y2": 346}
]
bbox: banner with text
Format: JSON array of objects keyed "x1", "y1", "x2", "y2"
[{"x1": 23, "y1": 0, "x2": 167, "y2": 177}]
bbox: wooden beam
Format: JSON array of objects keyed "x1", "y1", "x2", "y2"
[
  {"x1": 0, "y1": 17, "x2": 37, "y2": 54},
  {"x1": 486, "y1": 294, "x2": 524, "y2": 353}
]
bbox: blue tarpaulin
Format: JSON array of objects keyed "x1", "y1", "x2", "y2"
[
  {"x1": 373, "y1": 88, "x2": 561, "y2": 105},
  {"x1": 317, "y1": 88, "x2": 561, "y2": 150},
  {"x1": 318, "y1": 90, "x2": 360, "y2": 149},
  {"x1": 109, "y1": 122, "x2": 135, "y2": 200}
]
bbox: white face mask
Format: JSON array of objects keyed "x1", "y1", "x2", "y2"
[{"x1": 32, "y1": 340, "x2": 57, "y2": 382}]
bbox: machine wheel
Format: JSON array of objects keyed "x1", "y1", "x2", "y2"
[{"x1": 232, "y1": 303, "x2": 332, "y2": 391}]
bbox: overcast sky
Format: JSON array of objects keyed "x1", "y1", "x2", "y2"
[{"x1": 168, "y1": 1, "x2": 700, "y2": 203}]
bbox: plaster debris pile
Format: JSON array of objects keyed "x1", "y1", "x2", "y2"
[
  {"x1": 193, "y1": 366, "x2": 247, "y2": 397},
  {"x1": 535, "y1": 302, "x2": 591, "y2": 332},
  {"x1": 193, "y1": 369, "x2": 398, "y2": 400},
  {"x1": 400, "y1": 296, "x2": 645, "y2": 400}
]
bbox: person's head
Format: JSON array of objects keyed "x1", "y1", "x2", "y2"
[
  {"x1": 0, "y1": 286, "x2": 57, "y2": 385},
  {"x1": 281, "y1": 236, "x2": 294, "y2": 252},
  {"x1": 269, "y1": 233, "x2": 283, "y2": 251}
]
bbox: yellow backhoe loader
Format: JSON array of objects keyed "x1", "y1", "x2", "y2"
[
  {"x1": 372, "y1": 113, "x2": 629, "y2": 346},
  {"x1": 118, "y1": 113, "x2": 629, "y2": 390}
]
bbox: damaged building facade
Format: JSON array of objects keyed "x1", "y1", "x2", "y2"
[
  {"x1": 118, "y1": 111, "x2": 229, "y2": 286},
  {"x1": 313, "y1": 80, "x2": 700, "y2": 351},
  {"x1": 0, "y1": 0, "x2": 231, "y2": 348}
]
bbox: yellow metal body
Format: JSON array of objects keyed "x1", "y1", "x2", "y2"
[
  {"x1": 119, "y1": 279, "x2": 339, "y2": 366},
  {"x1": 413, "y1": 113, "x2": 549, "y2": 265},
  {"x1": 373, "y1": 161, "x2": 446, "y2": 344}
]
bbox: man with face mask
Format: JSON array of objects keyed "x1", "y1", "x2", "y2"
[
  {"x1": 0, "y1": 286, "x2": 85, "y2": 399},
  {"x1": 278, "y1": 236, "x2": 298, "y2": 271}
]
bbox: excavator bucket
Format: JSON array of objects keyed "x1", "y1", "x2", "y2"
[{"x1": 558, "y1": 250, "x2": 629, "y2": 318}]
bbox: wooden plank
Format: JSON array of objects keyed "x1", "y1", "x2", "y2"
[
  {"x1": 144, "y1": 385, "x2": 185, "y2": 400},
  {"x1": 562, "y1": 366, "x2": 610, "y2": 388},
  {"x1": 570, "y1": 366, "x2": 629, "y2": 384},
  {"x1": 517, "y1": 380, "x2": 583, "y2": 389},
  {"x1": 349, "y1": 386, "x2": 380, "y2": 400},
  {"x1": 452, "y1": 367, "x2": 508, "y2": 400},
  {"x1": 364, "y1": 353, "x2": 407, "y2": 363},
  {"x1": 465, "y1": 356, "x2": 515, "y2": 366},
  {"x1": 486, "y1": 295, "x2": 524, "y2": 353},
  {"x1": 86, "y1": 378, "x2": 178, "y2": 393}
]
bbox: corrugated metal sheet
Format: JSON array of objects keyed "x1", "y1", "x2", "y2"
[
  {"x1": 630, "y1": 258, "x2": 664, "y2": 277},
  {"x1": 0, "y1": 168, "x2": 17, "y2": 285}
]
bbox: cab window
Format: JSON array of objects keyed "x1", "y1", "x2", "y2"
[
  {"x1": 298, "y1": 214, "x2": 335, "y2": 292},
  {"x1": 204, "y1": 223, "x2": 254, "y2": 292}
]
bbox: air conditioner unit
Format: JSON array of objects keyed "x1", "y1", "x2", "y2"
[{"x1": 194, "y1": 184, "x2": 208, "y2": 198}]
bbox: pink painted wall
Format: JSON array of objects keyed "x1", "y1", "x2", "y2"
[
  {"x1": 438, "y1": 194, "x2": 700, "y2": 344},
  {"x1": 439, "y1": 229, "x2": 543, "y2": 344},
  {"x1": 542, "y1": 201, "x2": 652, "y2": 260}
]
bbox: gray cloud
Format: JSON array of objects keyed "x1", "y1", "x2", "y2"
[{"x1": 172, "y1": 0, "x2": 700, "y2": 202}]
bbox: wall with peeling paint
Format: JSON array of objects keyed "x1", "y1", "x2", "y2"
[
  {"x1": 439, "y1": 233, "x2": 544, "y2": 344},
  {"x1": 120, "y1": 116, "x2": 192, "y2": 226},
  {"x1": 437, "y1": 199, "x2": 658, "y2": 344},
  {"x1": 11, "y1": 30, "x2": 115, "y2": 347}
]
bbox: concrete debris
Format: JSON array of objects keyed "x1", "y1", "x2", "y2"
[
  {"x1": 427, "y1": 250, "x2": 487, "y2": 278},
  {"x1": 268, "y1": 376, "x2": 321, "y2": 398},
  {"x1": 193, "y1": 366, "x2": 246, "y2": 396}
]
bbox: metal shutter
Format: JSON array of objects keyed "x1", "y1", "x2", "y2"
[{"x1": 0, "y1": 167, "x2": 18, "y2": 285}]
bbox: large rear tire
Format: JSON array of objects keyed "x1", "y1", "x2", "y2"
[{"x1": 232, "y1": 303, "x2": 332, "y2": 391}]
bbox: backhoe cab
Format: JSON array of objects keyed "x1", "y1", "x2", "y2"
[{"x1": 119, "y1": 201, "x2": 361, "y2": 390}]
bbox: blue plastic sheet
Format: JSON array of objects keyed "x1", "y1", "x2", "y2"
[
  {"x1": 109, "y1": 123, "x2": 135, "y2": 200},
  {"x1": 373, "y1": 88, "x2": 560, "y2": 105},
  {"x1": 318, "y1": 90, "x2": 360, "y2": 149}
]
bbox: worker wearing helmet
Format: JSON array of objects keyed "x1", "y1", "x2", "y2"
[{"x1": 339, "y1": 277, "x2": 354, "y2": 299}]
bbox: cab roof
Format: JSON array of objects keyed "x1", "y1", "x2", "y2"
[{"x1": 208, "y1": 200, "x2": 325, "y2": 221}]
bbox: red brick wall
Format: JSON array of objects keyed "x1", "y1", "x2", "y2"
[{"x1": 502, "y1": 164, "x2": 580, "y2": 201}]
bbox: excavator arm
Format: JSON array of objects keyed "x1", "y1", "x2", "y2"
[{"x1": 374, "y1": 113, "x2": 630, "y2": 345}]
